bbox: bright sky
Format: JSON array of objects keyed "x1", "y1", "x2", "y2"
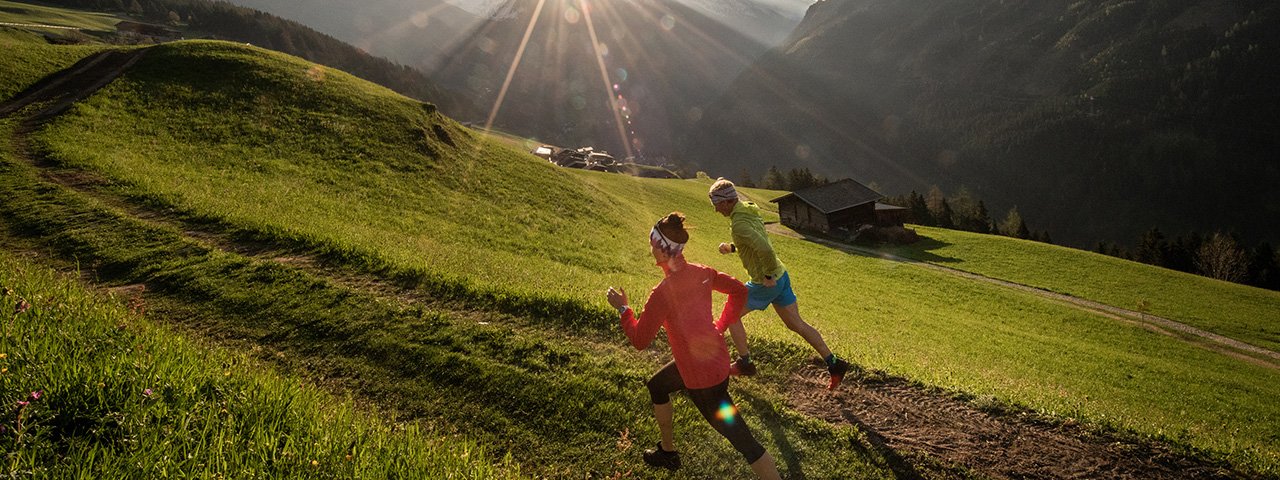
[{"x1": 443, "y1": 0, "x2": 815, "y2": 18}]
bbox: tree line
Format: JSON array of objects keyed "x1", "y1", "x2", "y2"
[
  {"x1": 49, "y1": 0, "x2": 458, "y2": 110},
  {"x1": 733, "y1": 167, "x2": 1050, "y2": 244},
  {"x1": 1097, "y1": 228, "x2": 1280, "y2": 291},
  {"x1": 885, "y1": 187, "x2": 1053, "y2": 244},
  {"x1": 737, "y1": 166, "x2": 831, "y2": 192},
  {"x1": 737, "y1": 167, "x2": 1279, "y2": 291}
]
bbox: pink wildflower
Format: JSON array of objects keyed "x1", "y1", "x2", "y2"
[
  {"x1": 28, "y1": 390, "x2": 41, "y2": 401},
  {"x1": 143, "y1": 388, "x2": 153, "y2": 397}
]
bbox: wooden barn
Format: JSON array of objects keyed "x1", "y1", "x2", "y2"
[{"x1": 771, "y1": 178, "x2": 905, "y2": 233}]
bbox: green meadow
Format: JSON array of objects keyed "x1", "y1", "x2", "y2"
[
  {"x1": 0, "y1": 250, "x2": 520, "y2": 478},
  {"x1": 1, "y1": 29, "x2": 1278, "y2": 477},
  {"x1": 0, "y1": 0, "x2": 121, "y2": 32},
  {"x1": 0, "y1": 29, "x2": 106, "y2": 101},
  {"x1": 889, "y1": 226, "x2": 1280, "y2": 352}
]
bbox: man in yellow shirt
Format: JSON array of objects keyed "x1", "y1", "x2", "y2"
[{"x1": 710, "y1": 178, "x2": 851, "y2": 390}]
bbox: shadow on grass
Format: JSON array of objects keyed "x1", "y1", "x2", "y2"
[
  {"x1": 738, "y1": 393, "x2": 808, "y2": 479},
  {"x1": 892, "y1": 236, "x2": 962, "y2": 264},
  {"x1": 739, "y1": 390, "x2": 927, "y2": 480},
  {"x1": 837, "y1": 410, "x2": 929, "y2": 480},
  {"x1": 731, "y1": 340, "x2": 939, "y2": 480},
  {"x1": 787, "y1": 228, "x2": 963, "y2": 265}
]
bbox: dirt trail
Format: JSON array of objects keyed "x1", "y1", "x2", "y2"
[
  {"x1": 0, "y1": 49, "x2": 1252, "y2": 479},
  {"x1": 1, "y1": 49, "x2": 146, "y2": 124},
  {"x1": 787, "y1": 364, "x2": 1235, "y2": 479},
  {"x1": 770, "y1": 225, "x2": 1280, "y2": 370}
]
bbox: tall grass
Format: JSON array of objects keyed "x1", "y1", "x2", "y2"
[
  {"x1": 14, "y1": 39, "x2": 1280, "y2": 474},
  {"x1": 0, "y1": 250, "x2": 519, "y2": 478}
]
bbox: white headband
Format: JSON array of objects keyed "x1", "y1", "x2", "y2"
[
  {"x1": 650, "y1": 226, "x2": 685, "y2": 256},
  {"x1": 709, "y1": 184, "x2": 738, "y2": 204}
]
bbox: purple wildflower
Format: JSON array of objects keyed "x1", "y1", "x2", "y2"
[{"x1": 28, "y1": 390, "x2": 41, "y2": 401}]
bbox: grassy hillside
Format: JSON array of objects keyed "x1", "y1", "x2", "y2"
[
  {"x1": 0, "y1": 0, "x2": 120, "y2": 31},
  {"x1": 0, "y1": 250, "x2": 519, "y2": 477},
  {"x1": 891, "y1": 226, "x2": 1280, "y2": 352},
  {"x1": 0, "y1": 28, "x2": 106, "y2": 100},
  {"x1": 2, "y1": 40, "x2": 897, "y2": 478},
  {"x1": 4, "y1": 38, "x2": 1279, "y2": 476}
]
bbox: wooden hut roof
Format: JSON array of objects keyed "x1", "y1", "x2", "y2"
[{"x1": 770, "y1": 178, "x2": 884, "y2": 214}]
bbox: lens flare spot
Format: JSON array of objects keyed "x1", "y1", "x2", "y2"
[
  {"x1": 410, "y1": 11, "x2": 431, "y2": 28},
  {"x1": 613, "y1": 83, "x2": 620, "y2": 91},
  {"x1": 564, "y1": 7, "x2": 581, "y2": 24},
  {"x1": 686, "y1": 107, "x2": 703, "y2": 122},
  {"x1": 936, "y1": 150, "x2": 958, "y2": 168},
  {"x1": 660, "y1": 14, "x2": 676, "y2": 31},
  {"x1": 716, "y1": 401, "x2": 737, "y2": 426},
  {"x1": 305, "y1": 65, "x2": 326, "y2": 82},
  {"x1": 881, "y1": 114, "x2": 901, "y2": 139},
  {"x1": 478, "y1": 37, "x2": 498, "y2": 54},
  {"x1": 795, "y1": 144, "x2": 811, "y2": 160},
  {"x1": 354, "y1": 15, "x2": 374, "y2": 34},
  {"x1": 615, "y1": 68, "x2": 628, "y2": 81}
]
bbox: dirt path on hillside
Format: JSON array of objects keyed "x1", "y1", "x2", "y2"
[
  {"x1": 0, "y1": 50, "x2": 1255, "y2": 479},
  {"x1": 0, "y1": 22, "x2": 84, "y2": 31},
  {"x1": 786, "y1": 363, "x2": 1237, "y2": 479},
  {"x1": 770, "y1": 225, "x2": 1280, "y2": 371}
]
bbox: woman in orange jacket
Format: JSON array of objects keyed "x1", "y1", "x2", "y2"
[{"x1": 606, "y1": 212, "x2": 780, "y2": 478}]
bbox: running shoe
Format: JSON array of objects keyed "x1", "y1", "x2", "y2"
[
  {"x1": 642, "y1": 442, "x2": 681, "y2": 470},
  {"x1": 729, "y1": 357, "x2": 757, "y2": 377},
  {"x1": 827, "y1": 357, "x2": 850, "y2": 391}
]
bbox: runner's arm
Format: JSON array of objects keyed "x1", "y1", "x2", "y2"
[
  {"x1": 711, "y1": 270, "x2": 748, "y2": 333},
  {"x1": 620, "y1": 289, "x2": 666, "y2": 350}
]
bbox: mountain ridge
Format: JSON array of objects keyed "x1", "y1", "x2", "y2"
[{"x1": 685, "y1": 0, "x2": 1280, "y2": 248}]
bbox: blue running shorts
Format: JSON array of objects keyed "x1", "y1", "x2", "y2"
[{"x1": 745, "y1": 271, "x2": 797, "y2": 311}]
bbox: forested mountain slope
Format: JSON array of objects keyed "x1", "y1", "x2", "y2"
[{"x1": 686, "y1": 0, "x2": 1280, "y2": 247}]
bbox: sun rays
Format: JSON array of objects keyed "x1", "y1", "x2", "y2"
[
  {"x1": 484, "y1": 0, "x2": 547, "y2": 131},
  {"x1": 578, "y1": 0, "x2": 635, "y2": 159},
  {"x1": 472, "y1": 0, "x2": 770, "y2": 161},
  {"x1": 463, "y1": 0, "x2": 915, "y2": 180}
]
